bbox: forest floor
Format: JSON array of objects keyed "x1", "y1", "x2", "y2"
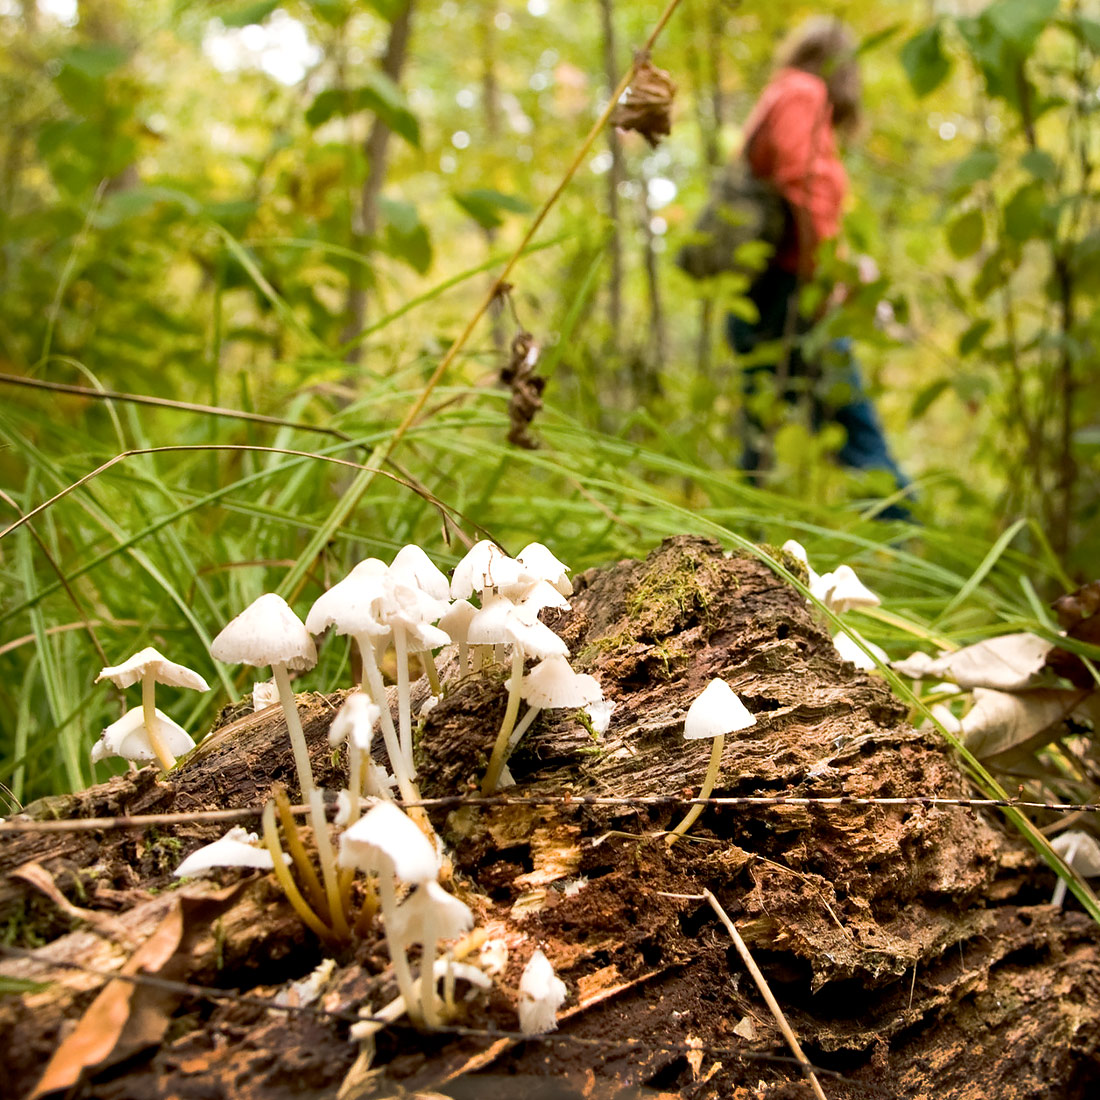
[{"x1": 2, "y1": 536, "x2": 1099, "y2": 1099}]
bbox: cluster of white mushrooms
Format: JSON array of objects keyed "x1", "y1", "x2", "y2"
[{"x1": 90, "y1": 538, "x2": 882, "y2": 1038}]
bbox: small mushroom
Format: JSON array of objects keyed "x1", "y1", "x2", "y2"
[
  {"x1": 390, "y1": 880, "x2": 474, "y2": 1027},
  {"x1": 1051, "y1": 830, "x2": 1100, "y2": 907},
  {"x1": 814, "y1": 564, "x2": 880, "y2": 614},
  {"x1": 95, "y1": 646, "x2": 209, "y2": 770},
  {"x1": 91, "y1": 705, "x2": 196, "y2": 768},
  {"x1": 666, "y1": 678, "x2": 756, "y2": 846},
  {"x1": 173, "y1": 826, "x2": 284, "y2": 877},
  {"x1": 503, "y1": 655, "x2": 603, "y2": 764},
  {"x1": 517, "y1": 948, "x2": 568, "y2": 1035},
  {"x1": 832, "y1": 630, "x2": 888, "y2": 670},
  {"x1": 338, "y1": 802, "x2": 441, "y2": 1023}
]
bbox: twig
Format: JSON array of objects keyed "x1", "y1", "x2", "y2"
[
  {"x1": 702, "y1": 888, "x2": 829, "y2": 1100},
  {"x1": 3, "y1": 793, "x2": 1099, "y2": 834}
]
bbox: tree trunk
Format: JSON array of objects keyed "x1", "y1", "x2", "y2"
[
  {"x1": 598, "y1": 0, "x2": 625, "y2": 358},
  {"x1": 2, "y1": 538, "x2": 1098, "y2": 1099},
  {"x1": 342, "y1": 1, "x2": 415, "y2": 364}
]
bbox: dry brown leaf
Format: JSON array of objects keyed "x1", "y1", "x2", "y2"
[
  {"x1": 894, "y1": 633, "x2": 1053, "y2": 691},
  {"x1": 30, "y1": 883, "x2": 246, "y2": 1098},
  {"x1": 611, "y1": 53, "x2": 677, "y2": 147},
  {"x1": 961, "y1": 686, "x2": 1097, "y2": 759}
]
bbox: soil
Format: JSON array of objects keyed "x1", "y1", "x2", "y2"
[{"x1": 2, "y1": 535, "x2": 1099, "y2": 1099}]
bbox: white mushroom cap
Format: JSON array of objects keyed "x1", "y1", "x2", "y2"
[
  {"x1": 96, "y1": 646, "x2": 209, "y2": 692},
  {"x1": 212, "y1": 593, "x2": 317, "y2": 671},
  {"x1": 517, "y1": 948, "x2": 568, "y2": 1035},
  {"x1": 438, "y1": 599, "x2": 477, "y2": 644},
  {"x1": 173, "y1": 827, "x2": 281, "y2": 877},
  {"x1": 1052, "y1": 830, "x2": 1100, "y2": 877},
  {"x1": 252, "y1": 680, "x2": 280, "y2": 710},
  {"x1": 306, "y1": 572, "x2": 391, "y2": 639},
  {"x1": 514, "y1": 580, "x2": 572, "y2": 621},
  {"x1": 832, "y1": 632, "x2": 888, "y2": 670},
  {"x1": 390, "y1": 880, "x2": 474, "y2": 944},
  {"x1": 380, "y1": 581, "x2": 451, "y2": 649},
  {"x1": 91, "y1": 705, "x2": 197, "y2": 764},
  {"x1": 467, "y1": 601, "x2": 568, "y2": 659},
  {"x1": 516, "y1": 543, "x2": 573, "y2": 596},
  {"x1": 683, "y1": 679, "x2": 756, "y2": 740},
  {"x1": 390, "y1": 544, "x2": 451, "y2": 602},
  {"x1": 819, "y1": 564, "x2": 881, "y2": 614},
  {"x1": 781, "y1": 539, "x2": 809, "y2": 564},
  {"x1": 337, "y1": 801, "x2": 440, "y2": 883},
  {"x1": 329, "y1": 691, "x2": 381, "y2": 750},
  {"x1": 450, "y1": 540, "x2": 522, "y2": 599},
  {"x1": 521, "y1": 655, "x2": 602, "y2": 709}
]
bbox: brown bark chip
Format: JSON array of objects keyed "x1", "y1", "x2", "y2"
[{"x1": 3, "y1": 537, "x2": 1100, "y2": 1098}]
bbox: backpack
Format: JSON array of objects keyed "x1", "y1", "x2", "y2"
[{"x1": 675, "y1": 159, "x2": 790, "y2": 280}]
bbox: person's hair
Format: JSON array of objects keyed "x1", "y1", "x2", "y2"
[{"x1": 777, "y1": 17, "x2": 861, "y2": 133}]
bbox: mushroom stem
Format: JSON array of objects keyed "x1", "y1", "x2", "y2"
[
  {"x1": 420, "y1": 653, "x2": 442, "y2": 696},
  {"x1": 506, "y1": 705, "x2": 541, "y2": 756},
  {"x1": 357, "y1": 635, "x2": 421, "y2": 807},
  {"x1": 420, "y1": 911, "x2": 443, "y2": 1028},
  {"x1": 310, "y1": 788, "x2": 350, "y2": 939},
  {"x1": 457, "y1": 641, "x2": 469, "y2": 677},
  {"x1": 274, "y1": 785, "x2": 328, "y2": 919},
  {"x1": 261, "y1": 800, "x2": 335, "y2": 943},
  {"x1": 666, "y1": 734, "x2": 726, "y2": 846},
  {"x1": 393, "y1": 623, "x2": 414, "y2": 771},
  {"x1": 354, "y1": 878, "x2": 379, "y2": 936},
  {"x1": 140, "y1": 671, "x2": 176, "y2": 771},
  {"x1": 271, "y1": 662, "x2": 316, "y2": 799},
  {"x1": 376, "y1": 868, "x2": 423, "y2": 1025},
  {"x1": 481, "y1": 646, "x2": 526, "y2": 796}
]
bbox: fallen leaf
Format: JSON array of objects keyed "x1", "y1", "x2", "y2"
[
  {"x1": 894, "y1": 633, "x2": 1053, "y2": 691},
  {"x1": 961, "y1": 686, "x2": 1096, "y2": 759}
]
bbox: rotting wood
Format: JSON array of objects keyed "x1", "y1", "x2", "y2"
[{"x1": 2, "y1": 536, "x2": 1099, "y2": 1099}]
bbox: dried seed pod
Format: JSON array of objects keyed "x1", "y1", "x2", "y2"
[{"x1": 611, "y1": 52, "x2": 676, "y2": 147}]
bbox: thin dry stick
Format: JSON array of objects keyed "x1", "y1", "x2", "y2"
[
  {"x1": 3, "y1": 793, "x2": 1100, "y2": 834},
  {"x1": 703, "y1": 888, "x2": 828, "y2": 1100}
]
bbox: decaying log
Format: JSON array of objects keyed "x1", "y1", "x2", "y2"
[{"x1": 2, "y1": 536, "x2": 1098, "y2": 1099}]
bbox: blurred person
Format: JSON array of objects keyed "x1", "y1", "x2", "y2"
[{"x1": 728, "y1": 17, "x2": 911, "y2": 517}]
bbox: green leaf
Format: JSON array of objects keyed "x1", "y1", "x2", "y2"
[
  {"x1": 1020, "y1": 148, "x2": 1057, "y2": 181},
  {"x1": 959, "y1": 319, "x2": 993, "y2": 357},
  {"x1": 857, "y1": 23, "x2": 903, "y2": 56},
  {"x1": 305, "y1": 73, "x2": 419, "y2": 145},
  {"x1": 92, "y1": 186, "x2": 202, "y2": 228},
  {"x1": 900, "y1": 24, "x2": 952, "y2": 97},
  {"x1": 1070, "y1": 231, "x2": 1100, "y2": 294},
  {"x1": 60, "y1": 43, "x2": 129, "y2": 80},
  {"x1": 947, "y1": 208, "x2": 984, "y2": 258},
  {"x1": 363, "y1": 0, "x2": 406, "y2": 19},
  {"x1": 909, "y1": 377, "x2": 951, "y2": 419},
  {"x1": 218, "y1": 0, "x2": 280, "y2": 26},
  {"x1": 972, "y1": 248, "x2": 1009, "y2": 300},
  {"x1": 1003, "y1": 180, "x2": 1045, "y2": 240},
  {"x1": 452, "y1": 189, "x2": 532, "y2": 229},
  {"x1": 379, "y1": 196, "x2": 420, "y2": 236},
  {"x1": 949, "y1": 148, "x2": 998, "y2": 195},
  {"x1": 384, "y1": 222, "x2": 432, "y2": 274},
  {"x1": 986, "y1": 0, "x2": 1058, "y2": 52}
]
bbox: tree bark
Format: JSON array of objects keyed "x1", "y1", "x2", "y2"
[{"x1": 341, "y1": 1, "x2": 415, "y2": 363}]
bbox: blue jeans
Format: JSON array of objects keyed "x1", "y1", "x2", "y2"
[{"x1": 727, "y1": 268, "x2": 911, "y2": 519}]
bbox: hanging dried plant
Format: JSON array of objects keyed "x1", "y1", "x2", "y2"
[
  {"x1": 500, "y1": 330, "x2": 546, "y2": 450},
  {"x1": 611, "y1": 52, "x2": 676, "y2": 147}
]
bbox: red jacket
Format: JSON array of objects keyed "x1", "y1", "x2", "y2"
[{"x1": 742, "y1": 68, "x2": 847, "y2": 273}]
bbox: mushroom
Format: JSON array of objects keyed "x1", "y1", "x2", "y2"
[
  {"x1": 329, "y1": 693, "x2": 389, "y2": 824},
  {"x1": 516, "y1": 542, "x2": 573, "y2": 596},
  {"x1": 438, "y1": 599, "x2": 477, "y2": 676},
  {"x1": 173, "y1": 826, "x2": 284, "y2": 877},
  {"x1": 338, "y1": 802, "x2": 441, "y2": 1024},
  {"x1": 502, "y1": 655, "x2": 603, "y2": 765},
  {"x1": 666, "y1": 678, "x2": 757, "y2": 846},
  {"x1": 91, "y1": 705, "x2": 196, "y2": 768},
  {"x1": 832, "y1": 630, "x2": 888, "y2": 670},
  {"x1": 390, "y1": 880, "x2": 474, "y2": 1027},
  {"x1": 306, "y1": 567, "x2": 421, "y2": 807},
  {"x1": 211, "y1": 595, "x2": 346, "y2": 934},
  {"x1": 469, "y1": 600, "x2": 569, "y2": 795},
  {"x1": 517, "y1": 948, "x2": 568, "y2": 1035},
  {"x1": 1051, "y1": 830, "x2": 1100, "y2": 907},
  {"x1": 95, "y1": 646, "x2": 209, "y2": 770},
  {"x1": 814, "y1": 564, "x2": 880, "y2": 614}
]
